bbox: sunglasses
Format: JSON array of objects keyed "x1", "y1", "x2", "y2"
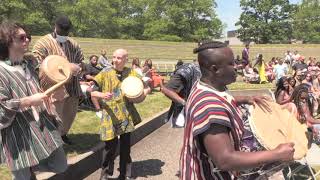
[{"x1": 15, "y1": 34, "x2": 28, "y2": 42}]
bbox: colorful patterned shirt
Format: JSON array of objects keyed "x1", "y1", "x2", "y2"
[
  {"x1": 32, "y1": 34, "x2": 84, "y2": 97},
  {"x1": 94, "y1": 67, "x2": 141, "y2": 141},
  {"x1": 180, "y1": 81, "x2": 244, "y2": 180}
]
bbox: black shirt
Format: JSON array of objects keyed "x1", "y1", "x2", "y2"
[
  {"x1": 84, "y1": 63, "x2": 102, "y2": 77},
  {"x1": 293, "y1": 63, "x2": 308, "y2": 71}
]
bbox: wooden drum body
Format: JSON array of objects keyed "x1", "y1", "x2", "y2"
[
  {"x1": 39, "y1": 55, "x2": 71, "y2": 95},
  {"x1": 121, "y1": 76, "x2": 146, "y2": 103}
]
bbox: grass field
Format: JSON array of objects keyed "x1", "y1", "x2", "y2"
[{"x1": 30, "y1": 36, "x2": 320, "y2": 64}]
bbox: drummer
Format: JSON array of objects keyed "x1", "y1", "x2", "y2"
[
  {"x1": 91, "y1": 49, "x2": 150, "y2": 180},
  {"x1": 0, "y1": 22, "x2": 67, "y2": 180},
  {"x1": 180, "y1": 41, "x2": 295, "y2": 180},
  {"x1": 33, "y1": 16, "x2": 84, "y2": 145}
]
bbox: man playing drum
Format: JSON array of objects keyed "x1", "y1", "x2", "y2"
[
  {"x1": 0, "y1": 22, "x2": 67, "y2": 180},
  {"x1": 33, "y1": 16, "x2": 84, "y2": 145},
  {"x1": 180, "y1": 41, "x2": 295, "y2": 180},
  {"x1": 91, "y1": 49, "x2": 150, "y2": 180}
]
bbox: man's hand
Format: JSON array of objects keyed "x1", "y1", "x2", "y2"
[
  {"x1": 273, "y1": 143, "x2": 295, "y2": 162},
  {"x1": 249, "y1": 96, "x2": 272, "y2": 112},
  {"x1": 94, "y1": 92, "x2": 113, "y2": 101}
]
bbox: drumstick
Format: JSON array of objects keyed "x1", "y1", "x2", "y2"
[{"x1": 44, "y1": 66, "x2": 70, "y2": 95}]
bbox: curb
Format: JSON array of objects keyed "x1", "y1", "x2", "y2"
[{"x1": 37, "y1": 108, "x2": 169, "y2": 180}]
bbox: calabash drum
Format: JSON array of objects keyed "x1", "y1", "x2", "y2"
[
  {"x1": 121, "y1": 76, "x2": 145, "y2": 103},
  {"x1": 39, "y1": 55, "x2": 71, "y2": 95},
  {"x1": 249, "y1": 101, "x2": 309, "y2": 160}
]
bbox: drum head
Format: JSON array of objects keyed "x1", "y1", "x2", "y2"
[
  {"x1": 250, "y1": 101, "x2": 309, "y2": 160},
  {"x1": 121, "y1": 76, "x2": 144, "y2": 98},
  {"x1": 42, "y1": 55, "x2": 71, "y2": 83}
]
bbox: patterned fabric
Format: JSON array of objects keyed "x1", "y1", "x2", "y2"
[
  {"x1": 166, "y1": 63, "x2": 201, "y2": 125},
  {"x1": 237, "y1": 105, "x2": 286, "y2": 180},
  {"x1": 180, "y1": 81, "x2": 284, "y2": 180},
  {"x1": 180, "y1": 81, "x2": 244, "y2": 180},
  {"x1": 32, "y1": 34, "x2": 84, "y2": 97},
  {"x1": 94, "y1": 67, "x2": 141, "y2": 141},
  {"x1": 0, "y1": 60, "x2": 63, "y2": 171}
]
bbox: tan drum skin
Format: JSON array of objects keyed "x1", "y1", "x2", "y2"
[
  {"x1": 121, "y1": 76, "x2": 146, "y2": 103},
  {"x1": 249, "y1": 101, "x2": 309, "y2": 160}
]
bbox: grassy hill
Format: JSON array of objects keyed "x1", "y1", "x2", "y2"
[{"x1": 30, "y1": 36, "x2": 320, "y2": 63}]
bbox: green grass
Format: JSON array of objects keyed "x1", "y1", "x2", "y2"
[
  {"x1": 228, "y1": 81, "x2": 274, "y2": 90},
  {"x1": 30, "y1": 36, "x2": 320, "y2": 63}
]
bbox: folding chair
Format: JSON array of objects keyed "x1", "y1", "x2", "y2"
[{"x1": 287, "y1": 143, "x2": 320, "y2": 180}]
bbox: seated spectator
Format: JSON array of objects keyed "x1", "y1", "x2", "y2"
[
  {"x1": 273, "y1": 60, "x2": 288, "y2": 82},
  {"x1": 142, "y1": 59, "x2": 163, "y2": 89},
  {"x1": 293, "y1": 70, "x2": 305, "y2": 87},
  {"x1": 265, "y1": 61, "x2": 275, "y2": 83},
  {"x1": 234, "y1": 55, "x2": 244, "y2": 73},
  {"x1": 243, "y1": 63, "x2": 259, "y2": 83},
  {"x1": 316, "y1": 62, "x2": 320, "y2": 69},
  {"x1": 79, "y1": 55, "x2": 101, "y2": 107},
  {"x1": 84, "y1": 55, "x2": 102, "y2": 81},
  {"x1": 292, "y1": 56, "x2": 308, "y2": 73},
  {"x1": 303, "y1": 73, "x2": 320, "y2": 115},
  {"x1": 308, "y1": 60, "x2": 320, "y2": 78},
  {"x1": 275, "y1": 76, "x2": 292, "y2": 105},
  {"x1": 288, "y1": 77, "x2": 296, "y2": 94},
  {"x1": 291, "y1": 84, "x2": 320, "y2": 142},
  {"x1": 142, "y1": 59, "x2": 153, "y2": 85},
  {"x1": 98, "y1": 49, "x2": 112, "y2": 68},
  {"x1": 132, "y1": 57, "x2": 143, "y2": 77}
]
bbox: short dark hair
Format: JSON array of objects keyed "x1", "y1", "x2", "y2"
[
  {"x1": 55, "y1": 16, "x2": 72, "y2": 31},
  {"x1": 0, "y1": 22, "x2": 26, "y2": 60},
  {"x1": 193, "y1": 41, "x2": 228, "y2": 76},
  {"x1": 193, "y1": 40, "x2": 227, "y2": 54},
  {"x1": 89, "y1": 55, "x2": 98, "y2": 61}
]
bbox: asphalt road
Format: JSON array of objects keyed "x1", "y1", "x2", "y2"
[{"x1": 85, "y1": 123, "x2": 183, "y2": 180}]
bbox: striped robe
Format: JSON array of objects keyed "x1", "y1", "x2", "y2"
[
  {"x1": 0, "y1": 60, "x2": 63, "y2": 171},
  {"x1": 32, "y1": 34, "x2": 84, "y2": 97},
  {"x1": 180, "y1": 81, "x2": 244, "y2": 180}
]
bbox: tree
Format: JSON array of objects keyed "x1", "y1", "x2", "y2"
[
  {"x1": 236, "y1": 0, "x2": 296, "y2": 44},
  {"x1": 143, "y1": 0, "x2": 223, "y2": 42},
  {"x1": 293, "y1": 0, "x2": 320, "y2": 43}
]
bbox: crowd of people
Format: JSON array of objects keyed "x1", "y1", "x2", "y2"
[
  {"x1": 0, "y1": 15, "x2": 319, "y2": 180},
  {"x1": 236, "y1": 45, "x2": 320, "y2": 87}
]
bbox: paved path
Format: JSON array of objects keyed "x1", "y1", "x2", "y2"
[{"x1": 85, "y1": 123, "x2": 183, "y2": 180}]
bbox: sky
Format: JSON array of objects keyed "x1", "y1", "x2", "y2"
[{"x1": 215, "y1": 0, "x2": 302, "y2": 34}]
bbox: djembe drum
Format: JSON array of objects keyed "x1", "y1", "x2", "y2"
[
  {"x1": 121, "y1": 76, "x2": 146, "y2": 103},
  {"x1": 237, "y1": 102, "x2": 310, "y2": 179},
  {"x1": 249, "y1": 101, "x2": 309, "y2": 160},
  {"x1": 39, "y1": 55, "x2": 71, "y2": 95}
]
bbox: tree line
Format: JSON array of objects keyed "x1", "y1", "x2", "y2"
[
  {"x1": 0, "y1": 0, "x2": 223, "y2": 42},
  {"x1": 237, "y1": 0, "x2": 320, "y2": 44},
  {"x1": 1, "y1": 0, "x2": 319, "y2": 43}
]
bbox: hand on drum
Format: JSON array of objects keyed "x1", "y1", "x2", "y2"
[
  {"x1": 273, "y1": 142, "x2": 295, "y2": 162},
  {"x1": 249, "y1": 96, "x2": 272, "y2": 112}
]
